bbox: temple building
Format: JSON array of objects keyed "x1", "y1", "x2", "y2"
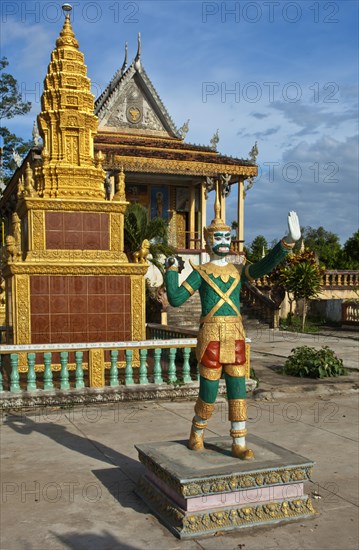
[
  {"x1": 94, "y1": 34, "x2": 257, "y2": 256},
  {"x1": 0, "y1": 11, "x2": 257, "y2": 346}
]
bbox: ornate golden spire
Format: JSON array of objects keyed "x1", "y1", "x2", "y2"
[
  {"x1": 34, "y1": 8, "x2": 105, "y2": 200},
  {"x1": 214, "y1": 180, "x2": 221, "y2": 221},
  {"x1": 56, "y1": 14, "x2": 79, "y2": 50}
]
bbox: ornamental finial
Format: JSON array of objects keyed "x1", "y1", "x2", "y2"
[
  {"x1": 121, "y1": 42, "x2": 128, "y2": 74},
  {"x1": 203, "y1": 179, "x2": 231, "y2": 245},
  {"x1": 62, "y1": 4, "x2": 72, "y2": 17},
  {"x1": 134, "y1": 32, "x2": 141, "y2": 70},
  {"x1": 57, "y1": 5, "x2": 79, "y2": 49},
  {"x1": 248, "y1": 141, "x2": 259, "y2": 164},
  {"x1": 210, "y1": 129, "x2": 220, "y2": 151},
  {"x1": 32, "y1": 121, "x2": 41, "y2": 146},
  {"x1": 214, "y1": 180, "x2": 221, "y2": 221}
]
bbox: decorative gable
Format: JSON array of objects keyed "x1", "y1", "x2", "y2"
[
  {"x1": 95, "y1": 35, "x2": 179, "y2": 138},
  {"x1": 99, "y1": 74, "x2": 170, "y2": 135}
]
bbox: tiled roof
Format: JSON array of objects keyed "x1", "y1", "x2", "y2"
[{"x1": 94, "y1": 132, "x2": 254, "y2": 167}]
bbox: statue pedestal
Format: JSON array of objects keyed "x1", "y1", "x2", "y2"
[{"x1": 135, "y1": 435, "x2": 316, "y2": 539}]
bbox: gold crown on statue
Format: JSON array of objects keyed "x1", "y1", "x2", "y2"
[{"x1": 203, "y1": 180, "x2": 231, "y2": 245}]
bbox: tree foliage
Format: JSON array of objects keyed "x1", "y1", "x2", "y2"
[
  {"x1": 0, "y1": 127, "x2": 33, "y2": 184},
  {"x1": 341, "y1": 230, "x2": 359, "y2": 269},
  {"x1": 0, "y1": 57, "x2": 31, "y2": 120},
  {"x1": 270, "y1": 249, "x2": 324, "y2": 331},
  {"x1": 246, "y1": 235, "x2": 268, "y2": 263},
  {"x1": 301, "y1": 226, "x2": 359, "y2": 269},
  {"x1": 124, "y1": 203, "x2": 175, "y2": 271},
  {"x1": 302, "y1": 226, "x2": 341, "y2": 268},
  {"x1": 0, "y1": 57, "x2": 33, "y2": 186}
]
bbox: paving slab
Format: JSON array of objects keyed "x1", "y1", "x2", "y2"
[
  {"x1": 1, "y1": 394, "x2": 358, "y2": 550},
  {"x1": 1, "y1": 329, "x2": 358, "y2": 549},
  {"x1": 247, "y1": 327, "x2": 359, "y2": 371}
]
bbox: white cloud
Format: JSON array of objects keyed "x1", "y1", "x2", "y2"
[{"x1": 239, "y1": 134, "x2": 359, "y2": 245}]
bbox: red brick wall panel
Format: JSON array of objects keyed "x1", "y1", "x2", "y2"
[{"x1": 30, "y1": 275, "x2": 132, "y2": 344}]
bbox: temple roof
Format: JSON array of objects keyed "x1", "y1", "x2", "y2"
[
  {"x1": 94, "y1": 35, "x2": 178, "y2": 138},
  {"x1": 94, "y1": 132, "x2": 257, "y2": 178},
  {"x1": 94, "y1": 35, "x2": 257, "y2": 178}
]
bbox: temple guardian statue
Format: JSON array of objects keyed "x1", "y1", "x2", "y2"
[{"x1": 165, "y1": 184, "x2": 301, "y2": 460}]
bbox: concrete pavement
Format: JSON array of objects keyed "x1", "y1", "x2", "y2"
[
  {"x1": 1, "y1": 328, "x2": 358, "y2": 550},
  {"x1": 247, "y1": 325, "x2": 359, "y2": 371}
]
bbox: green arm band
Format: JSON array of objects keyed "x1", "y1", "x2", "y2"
[
  {"x1": 165, "y1": 269, "x2": 201, "y2": 307},
  {"x1": 243, "y1": 241, "x2": 290, "y2": 282}
]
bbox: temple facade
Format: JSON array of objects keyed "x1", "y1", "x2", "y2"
[
  {"x1": 0, "y1": 14, "x2": 257, "y2": 346},
  {"x1": 94, "y1": 34, "x2": 257, "y2": 256}
]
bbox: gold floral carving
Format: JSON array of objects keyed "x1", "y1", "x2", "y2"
[
  {"x1": 89, "y1": 349, "x2": 105, "y2": 388},
  {"x1": 4, "y1": 264, "x2": 148, "y2": 277},
  {"x1": 12, "y1": 213, "x2": 21, "y2": 249},
  {"x1": 111, "y1": 154, "x2": 258, "y2": 178},
  {"x1": 24, "y1": 249, "x2": 130, "y2": 264},
  {"x1": 138, "y1": 478, "x2": 315, "y2": 536},
  {"x1": 224, "y1": 364, "x2": 246, "y2": 377},
  {"x1": 245, "y1": 343, "x2": 250, "y2": 379},
  {"x1": 196, "y1": 316, "x2": 245, "y2": 366},
  {"x1": 31, "y1": 210, "x2": 45, "y2": 251},
  {"x1": 18, "y1": 198, "x2": 128, "y2": 214},
  {"x1": 194, "y1": 397, "x2": 215, "y2": 419},
  {"x1": 168, "y1": 214, "x2": 176, "y2": 247},
  {"x1": 138, "y1": 452, "x2": 314, "y2": 498},
  {"x1": 228, "y1": 399, "x2": 247, "y2": 421},
  {"x1": 110, "y1": 212, "x2": 127, "y2": 258},
  {"x1": 199, "y1": 364, "x2": 222, "y2": 380},
  {"x1": 112, "y1": 167, "x2": 127, "y2": 202},
  {"x1": 193, "y1": 261, "x2": 242, "y2": 284},
  {"x1": 14, "y1": 275, "x2": 30, "y2": 344},
  {"x1": 131, "y1": 276, "x2": 146, "y2": 341}
]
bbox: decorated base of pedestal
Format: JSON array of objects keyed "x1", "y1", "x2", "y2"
[{"x1": 135, "y1": 434, "x2": 316, "y2": 539}]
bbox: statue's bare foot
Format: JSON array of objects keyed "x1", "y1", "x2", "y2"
[{"x1": 232, "y1": 444, "x2": 254, "y2": 460}]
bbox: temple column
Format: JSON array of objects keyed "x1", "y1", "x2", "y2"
[
  {"x1": 189, "y1": 184, "x2": 195, "y2": 250},
  {"x1": 109, "y1": 175, "x2": 115, "y2": 200},
  {"x1": 237, "y1": 176, "x2": 245, "y2": 253},
  {"x1": 200, "y1": 181, "x2": 207, "y2": 249}
]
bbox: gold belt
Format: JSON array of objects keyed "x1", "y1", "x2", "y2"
[{"x1": 200, "y1": 315, "x2": 242, "y2": 325}]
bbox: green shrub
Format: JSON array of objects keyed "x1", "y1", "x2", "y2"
[
  {"x1": 250, "y1": 367, "x2": 259, "y2": 385},
  {"x1": 282, "y1": 346, "x2": 347, "y2": 379}
]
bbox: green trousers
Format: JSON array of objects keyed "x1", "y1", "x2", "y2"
[{"x1": 199, "y1": 373, "x2": 246, "y2": 404}]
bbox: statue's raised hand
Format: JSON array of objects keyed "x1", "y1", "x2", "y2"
[{"x1": 284, "y1": 211, "x2": 301, "y2": 244}]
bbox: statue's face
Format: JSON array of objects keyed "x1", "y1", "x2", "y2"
[{"x1": 210, "y1": 231, "x2": 231, "y2": 257}]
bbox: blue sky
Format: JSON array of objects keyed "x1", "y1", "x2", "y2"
[{"x1": 1, "y1": 0, "x2": 358, "y2": 245}]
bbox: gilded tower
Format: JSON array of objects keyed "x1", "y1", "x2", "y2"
[
  {"x1": 35, "y1": 14, "x2": 105, "y2": 200},
  {"x1": 1, "y1": 12, "x2": 147, "y2": 354}
]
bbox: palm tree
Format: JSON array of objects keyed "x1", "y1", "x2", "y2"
[{"x1": 124, "y1": 203, "x2": 175, "y2": 271}]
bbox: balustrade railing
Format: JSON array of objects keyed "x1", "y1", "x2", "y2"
[
  {"x1": 230, "y1": 240, "x2": 245, "y2": 254},
  {"x1": 0, "y1": 338, "x2": 198, "y2": 395},
  {"x1": 147, "y1": 324, "x2": 198, "y2": 339},
  {"x1": 256, "y1": 269, "x2": 359, "y2": 290},
  {"x1": 176, "y1": 230, "x2": 203, "y2": 251},
  {"x1": 254, "y1": 271, "x2": 359, "y2": 290},
  {"x1": 322, "y1": 271, "x2": 359, "y2": 288},
  {"x1": 342, "y1": 302, "x2": 359, "y2": 325},
  {"x1": 241, "y1": 282, "x2": 280, "y2": 328}
]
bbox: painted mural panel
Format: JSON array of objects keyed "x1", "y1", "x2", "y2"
[{"x1": 150, "y1": 186, "x2": 169, "y2": 220}]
